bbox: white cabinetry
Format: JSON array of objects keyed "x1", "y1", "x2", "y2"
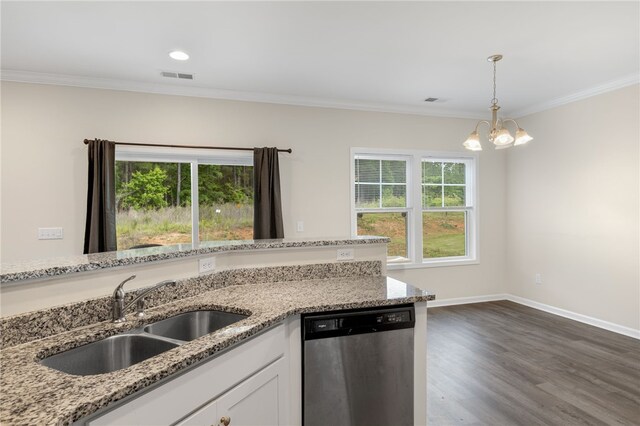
[
  {"x1": 84, "y1": 324, "x2": 288, "y2": 426},
  {"x1": 178, "y1": 357, "x2": 287, "y2": 426}
]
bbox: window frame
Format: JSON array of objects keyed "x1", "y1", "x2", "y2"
[
  {"x1": 350, "y1": 147, "x2": 479, "y2": 269},
  {"x1": 115, "y1": 145, "x2": 253, "y2": 248},
  {"x1": 353, "y1": 153, "x2": 413, "y2": 263}
]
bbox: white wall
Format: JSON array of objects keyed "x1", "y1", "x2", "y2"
[
  {"x1": 0, "y1": 81, "x2": 508, "y2": 302},
  {"x1": 506, "y1": 85, "x2": 640, "y2": 330}
]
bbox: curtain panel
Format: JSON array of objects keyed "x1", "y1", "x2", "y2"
[
  {"x1": 83, "y1": 139, "x2": 117, "y2": 254},
  {"x1": 253, "y1": 147, "x2": 284, "y2": 239}
]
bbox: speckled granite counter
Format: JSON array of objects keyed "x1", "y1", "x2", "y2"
[
  {"x1": 1, "y1": 237, "x2": 389, "y2": 283},
  {"x1": 0, "y1": 273, "x2": 433, "y2": 425}
]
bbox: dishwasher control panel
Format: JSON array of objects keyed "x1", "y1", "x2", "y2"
[{"x1": 303, "y1": 305, "x2": 415, "y2": 340}]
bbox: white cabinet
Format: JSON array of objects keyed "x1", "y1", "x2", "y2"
[
  {"x1": 84, "y1": 324, "x2": 289, "y2": 426},
  {"x1": 178, "y1": 357, "x2": 287, "y2": 426}
]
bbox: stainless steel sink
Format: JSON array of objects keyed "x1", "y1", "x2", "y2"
[
  {"x1": 40, "y1": 335, "x2": 179, "y2": 376},
  {"x1": 144, "y1": 310, "x2": 248, "y2": 341},
  {"x1": 40, "y1": 310, "x2": 248, "y2": 376}
]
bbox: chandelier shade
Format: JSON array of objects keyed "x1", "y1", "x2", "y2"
[
  {"x1": 462, "y1": 131, "x2": 482, "y2": 151},
  {"x1": 464, "y1": 55, "x2": 532, "y2": 151}
]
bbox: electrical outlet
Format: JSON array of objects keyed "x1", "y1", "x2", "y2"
[
  {"x1": 535, "y1": 273, "x2": 542, "y2": 285},
  {"x1": 38, "y1": 227, "x2": 63, "y2": 240},
  {"x1": 337, "y1": 248, "x2": 354, "y2": 261},
  {"x1": 296, "y1": 221, "x2": 304, "y2": 232},
  {"x1": 199, "y1": 257, "x2": 216, "y2": 274}
]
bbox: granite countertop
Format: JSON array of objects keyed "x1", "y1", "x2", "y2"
[
  {"x1": 0, "y1": 275, "x2": 433, "y2": 425},
  {"x1": 0, "y1": 236, "x2": 389, "y2": 283}
]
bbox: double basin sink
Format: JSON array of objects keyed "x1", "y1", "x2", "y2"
[{"x1": 40, "y1": 310, "x2": 249, "y2": 376}]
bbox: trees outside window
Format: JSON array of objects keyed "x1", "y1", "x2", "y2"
[{"x1": 115, "y1": 150, "x2": 253, "y2": 250}]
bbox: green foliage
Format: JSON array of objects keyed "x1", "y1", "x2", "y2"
[
  {"x1": 121, "y1": 167, "x2": 169, "y2": 211},
  {"x1": 198, "y1": 164, "x2": 252, "y2": 205},
  {"x1": 422, "y1": 161, "x2": 465, "y2": 184},
  {"x1": 422, "y1": 185, "x2": 465, "y2": 208},
  {"x1": 115, "y1": 161, "x2": 253, "y2": 210}
]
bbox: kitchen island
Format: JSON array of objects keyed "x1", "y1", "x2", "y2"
[{"x1": 1, "y1": 265, "x2": 433, "y2": 425}]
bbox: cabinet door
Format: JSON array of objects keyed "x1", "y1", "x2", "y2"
[
  {"x1": 216, "y1": 357, "x2": 288, "y2": 426},
  {"x1": 175, "y1": 358, "x2": 288, "y2": 426},
  {"x1": 175, "y1": 399, "x2": 217, "y2": 426}
]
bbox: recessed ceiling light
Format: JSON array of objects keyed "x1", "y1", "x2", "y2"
[{"x1": 169, "y1": 50, "x2": 189, "y2": 61}]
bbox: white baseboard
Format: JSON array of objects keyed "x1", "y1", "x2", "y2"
[
  {"x1": 427, "y1": 294, "x2": 508, "y2": 308},
  {"x1": 505, "y1": 295, "x2": 640, "y2": 340},
  {"x1": 428, "y1": 293, "x2": 640, "y2": 340}
]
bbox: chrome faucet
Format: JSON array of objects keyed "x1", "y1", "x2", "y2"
[{"x1": 112, "y1": 275, "x2": 177, "y2": 323}]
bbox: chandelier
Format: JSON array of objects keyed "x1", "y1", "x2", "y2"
[{"x1": 463, "y1": 55, "x2": 533, "y2": 151}]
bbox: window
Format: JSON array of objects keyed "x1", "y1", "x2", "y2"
[
  {"x1": 422, "y1": 160, "x2": 471, "y2": 259},
  {"x1": 352, "y1": 149, "x2": 477, "y2": 267},
  {"x1": 115, "y1": 147, "x2": 253, "y2": 250},
  {"x1": 354, "y1": 156, "x2": 410, "y2": 262}
]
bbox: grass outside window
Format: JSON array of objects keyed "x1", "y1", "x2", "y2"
[
  {"x1": 357, "y1": 212, "x2": 408, "y2": 261},
  {"x1": 422, "y1": 211, "x2": 466, "y2": 258}
]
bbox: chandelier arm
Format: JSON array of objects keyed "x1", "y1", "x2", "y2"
[
  {"x1": 501, "y1": 118, "x2": 520, "y2": 131},
  {"x1": 474, "y1": 120, "x2": 491, "y2": 132}
]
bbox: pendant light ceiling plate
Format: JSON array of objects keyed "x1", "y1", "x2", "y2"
[{"x1": 487, "y1": 54, "x2": 503, "y2": 62}]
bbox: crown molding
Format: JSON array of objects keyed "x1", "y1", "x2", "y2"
[
  {"x1": 4, "y1": 69, "x2": 637, "y2": 120},
  {"x1": 0, "y1": 69, "x2": 485, "y2": 120},
  {"x1": 511, "y1": 73, "x2": 640, "y2": 118}
]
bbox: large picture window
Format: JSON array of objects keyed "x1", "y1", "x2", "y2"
[
  {"x1": 115, "y1": 147, "x2": 253, "y2": 250},
  {"x1": 352, "y1": 149, "x2": 477, "y2": 267}
]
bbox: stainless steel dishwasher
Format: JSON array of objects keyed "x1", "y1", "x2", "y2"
[{"x1": 302, "y1": 305, "x2": 415, "y2": 426}]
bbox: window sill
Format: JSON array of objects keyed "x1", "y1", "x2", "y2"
[{"x1": 387, "y1": 258, "x2": 479, "y2": 270}]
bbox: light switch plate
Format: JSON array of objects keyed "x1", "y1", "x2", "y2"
[{"x1": 38, "y1": 227, "x2": 63, "y2": 240}]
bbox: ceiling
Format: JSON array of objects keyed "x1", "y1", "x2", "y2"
[{"x1": 1, "y1": 1, "x2": 639, "y2": 118}]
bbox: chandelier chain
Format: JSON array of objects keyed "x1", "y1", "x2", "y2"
[{"x1": 491, "y1": 60, "x2": 498, "y2": 106}]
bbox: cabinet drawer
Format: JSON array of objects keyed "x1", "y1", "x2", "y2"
[{"x1": 85, "y1": 324, "x2": 285, "y2": 426}]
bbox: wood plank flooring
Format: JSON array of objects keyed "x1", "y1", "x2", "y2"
[{"x1": 427, "y1": 301, "x2": 640, "y2": 425}]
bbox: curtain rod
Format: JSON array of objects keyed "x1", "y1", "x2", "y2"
[{"x1": 83, "y1": 139, "x2": 292, "y2": 153}]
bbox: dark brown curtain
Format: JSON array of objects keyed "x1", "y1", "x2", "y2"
[
  {"x1": 83, "y1": 139, "x2": 117, "y2": 253},
  {"x1": 253, "y1": 147, "x2": 284, "y2": 239}
]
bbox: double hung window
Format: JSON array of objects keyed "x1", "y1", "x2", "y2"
[
  {"x1": 354, "y1": 155, "x2": 411, "y2": 262},
  {"x1": 352, "y1": 149, "x2": 477, "y2": 267}
]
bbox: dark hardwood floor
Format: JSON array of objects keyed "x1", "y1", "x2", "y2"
[{"x1": 427, "y1": 301, "x2": 640, "y2": 425}]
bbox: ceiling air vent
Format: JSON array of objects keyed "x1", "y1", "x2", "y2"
[
  {"x1": 424, "y1": 97, "x2": 439, "y2": 102},
  {"x1": 161, "y1": 71, "x2": 194, "y2": 80}
]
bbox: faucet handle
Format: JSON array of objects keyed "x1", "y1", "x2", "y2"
[{"x1": 113, "y1": 275, "x2": 136, "y2": 299}]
